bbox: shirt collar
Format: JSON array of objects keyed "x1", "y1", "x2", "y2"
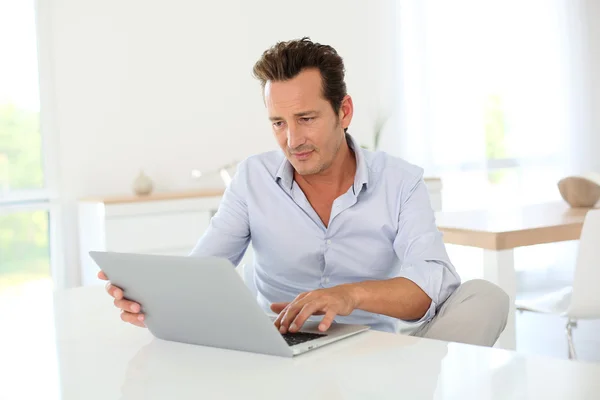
[
  {"x1": 274, "y1": 133, "x2": 370, "y2": 195},
  {"x1": 275, "y1": 154, "x2": 295, "y2": 191},
  {"x1": 348, "y1": 134, "x2": 369, "y2": 195}
]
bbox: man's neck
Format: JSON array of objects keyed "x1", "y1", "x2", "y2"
[{"x1": 294, "y1": 139, "x2": 356, "y2": 195}]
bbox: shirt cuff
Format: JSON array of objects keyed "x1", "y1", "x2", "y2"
[
  {"x1": 413, "y1": 298, "x2": 437, "y2": 323},
  {"x1": 397, "y1": 264, "x2": 440, "y2": 324}
]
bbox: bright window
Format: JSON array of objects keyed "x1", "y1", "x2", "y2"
[
  {"x1": 0, "y1": 0, "x2": 53, "y2": 297},
  {"x1": 396, "y1": 0, "x2": 570, "y2": 211},
  {"x1": 396, "y1": 0, "x2": 580, "y2": 280}
]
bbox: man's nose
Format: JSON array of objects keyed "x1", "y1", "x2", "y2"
[{"x1": 287, "y1": 124, "x2": 306, "y2": 150}]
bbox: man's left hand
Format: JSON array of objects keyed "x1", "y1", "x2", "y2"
[{"x1": 270, "y1": 284, "x2": 360, "y2": 334}]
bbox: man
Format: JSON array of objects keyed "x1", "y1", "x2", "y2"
[{"x1": 100, "y1": 37, "x2": 508, "y2": 346}]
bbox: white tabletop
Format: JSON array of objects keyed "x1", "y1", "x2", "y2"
[{"x1": 2, "y1": 284, "x2": 600, "y2": 400}]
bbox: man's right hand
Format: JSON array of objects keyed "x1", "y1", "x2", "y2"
[{"x1": 98, "y1": 271, "x2": 146, "y2": 328}]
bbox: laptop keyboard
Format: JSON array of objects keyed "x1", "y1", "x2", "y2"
[{"x1": 281, "y1": 332, "x2": 327, "y2": 346}]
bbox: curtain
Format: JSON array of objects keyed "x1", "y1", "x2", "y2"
[{"x1": 385, "y1": 0, "x2": 599, "y2": 211}]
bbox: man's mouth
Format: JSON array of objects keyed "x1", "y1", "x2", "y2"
[{"x1": 292, "y1": 150, "x2": 314, "y2": 160}]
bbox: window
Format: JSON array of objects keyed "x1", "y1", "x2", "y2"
[
  {"x1": 0, "y1": 210, "x2": 50, "y2": 291},
  {"x1": 0, "y1": 0, "x2": 54, "y2": 300},
  {"x1": 396, "y1": 0, "x2": 571, "y2": 211},
  {"x1": 394, "y1": 0, "x2": 583, "y2": 281}
]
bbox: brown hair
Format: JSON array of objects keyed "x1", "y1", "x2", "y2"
[{"x1": 252, "y1": 37, "x2": 348, "y2": 118}]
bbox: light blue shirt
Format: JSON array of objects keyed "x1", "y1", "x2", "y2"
[{"x1": 190, "y1": 135, "x2": 461, "y2": 332}]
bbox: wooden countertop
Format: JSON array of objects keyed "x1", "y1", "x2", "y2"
[
  {"x1": 79, "y1": 177, "x2": 442, "y2": 205},
  {"x1": 436, "y1": 202, "x2": 592, "y2": 250},
  {"x1": 80, "y1": 188, "x2": 226, "y2": 205},
  {"x1": 79, "y1": 181, "x2": 590, "y2": 251}
]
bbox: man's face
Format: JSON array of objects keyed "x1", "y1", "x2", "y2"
[{"x1": 265, "y1": 68, "x2": 351, "y2": 176}]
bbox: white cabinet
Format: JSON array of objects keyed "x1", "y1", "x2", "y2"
[
  {"x1": 78, "y1": 179, "x2": 442, "y2": 287},
  {"x1": 78, "y1": 191, "x2": 223, "y2": 286},
  {"x1": 424, "y1": 178, "x2": 443, "y2": 211}
]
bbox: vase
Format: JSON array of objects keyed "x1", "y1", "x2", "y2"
[{"x1": 133, "y1": 170, "x2": 153, "y2": 196}]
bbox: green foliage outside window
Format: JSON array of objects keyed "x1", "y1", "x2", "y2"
[{"x1": 0, "y1": 104, "x2": 49, "y2": 289}]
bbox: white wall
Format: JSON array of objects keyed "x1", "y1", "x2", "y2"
[{"x1": 43, "y1": 0, "x2": 397, "y2": 286}]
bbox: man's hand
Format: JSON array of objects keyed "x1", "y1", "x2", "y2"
[
  {"x1": 271, "y1": 284, "x2": 360, "y2": 334},
  {"x1": 98, "y1": 271, "x2": 146, "y2": 328}
]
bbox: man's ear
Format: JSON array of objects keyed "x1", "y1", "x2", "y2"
[{"x1": 339, "y1": 95, "x2": 354, "y2": 131}]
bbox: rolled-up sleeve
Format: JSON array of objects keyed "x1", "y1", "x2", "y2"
[
  {"x1": 392, "y1": 171, "x2": 461, "y2": 323},
  {"x1": 189, "y1": 160, "x2": 251, "y2": 266}
]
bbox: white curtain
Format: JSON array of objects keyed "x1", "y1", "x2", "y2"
[{"x1": 385, "y1": 0, "x2": 599, "y2": 211}]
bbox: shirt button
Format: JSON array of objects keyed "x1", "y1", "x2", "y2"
[{"x1": 326, "y1": 240, "x2": 332, "y2": 245}]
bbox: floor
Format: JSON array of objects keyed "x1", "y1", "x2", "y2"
[
  {"x1": 516, "y1": 290, "x2": 600, "y2": 363},
  {"x1": 516, "y1": 306, "x2": 600, "y2": 363}
]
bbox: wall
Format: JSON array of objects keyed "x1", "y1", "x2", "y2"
[{"x1": 43, "y1": 0, "x2": 397, "y2": 286}]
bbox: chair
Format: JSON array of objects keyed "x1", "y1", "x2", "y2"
[
  {"x1": 236, "y1": 262, "x2": 258, "y2": 298},
  {"x1": 515, "y1": 208, "x2": 600, "y2": 360}
]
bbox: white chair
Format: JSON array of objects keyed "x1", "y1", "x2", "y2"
[
  {"x1": 236, "y1": 262, "x2": 258, "y2": 298},
  {"x1": 515, "y1": 208, "x2": 600, "y2": 360}
]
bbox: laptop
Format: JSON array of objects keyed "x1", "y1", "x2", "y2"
[{"x1": 89, "y1": 251, "x2": 369, "y2": 357}]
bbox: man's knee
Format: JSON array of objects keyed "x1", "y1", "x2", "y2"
[
  {"x1": 412, "y1": 279, "x2": 510, "y2": 346},
  {"x1": 459, "y1": 279, "x2": 510, "y2": 326}
]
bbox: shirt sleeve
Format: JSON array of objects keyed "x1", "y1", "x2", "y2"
[
  {"x1": 392, "y1": 170, "x2": 461, "y2": 323},
  {"x1": 189, "y1": 160, "x2": 251, "y2": 266}
]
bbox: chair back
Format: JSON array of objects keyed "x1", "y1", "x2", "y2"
[
  {"x1": 237, "y1": 263, "x2": 258, "y2": 298},
  {"x1": 568, "y1": 208, "x2": 600, "y2": 319}
]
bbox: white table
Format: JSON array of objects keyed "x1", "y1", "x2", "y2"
[
  {"x1": 436, "y1": 203, "x2": 592, "y2": 350},
  {"x1": 1, "y1": 285, "x2": 600, "y2": 400}
]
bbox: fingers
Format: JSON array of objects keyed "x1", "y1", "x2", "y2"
[
  {"x1": 112, "y1": 295, "x2": 144, "y2": 328},
  {"x1": 278, "y1": 306, "x2": 296, "y2": 334},
  {"x1": 114, "y1": 298, "x2": 141, "y2": 313},
  {"x1": 105, "y1": 281, "x2": 124, "y2": 300},
  {"x1": 273, "y1": 303, "x2": 290, "y2": 329},
  {"x1": 271, "y1": 303, "x2": 290, "y2": 329},
  {"x1": 280, "y1": 299, "x2": 320, "y2": 334},
  {"x1": 103, "y1": 278, "x2": 145, "y2": 328},
  {"x1": 98, "y1": 271, "x2": 108, "y2": 280},
  {"x1": 318, "y1": 311, "x2": 337, "y2": 332},
  {"x1": 120, "y1": 310, "x2": 146, "y2": 328},
  {"x1": 272, "y1": 292, "x2": 309, "y2": 330},
  {"x1": 277, "y1": 293, "x2": 311, "y2": 333},
  {"x1": 270, "y1": 302, "x2": 289, "y2": 314},
  {"x1": 288, "y1": 301, "x2": 326, "y2": 333}
]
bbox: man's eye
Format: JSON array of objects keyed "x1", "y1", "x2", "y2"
[
  {"x1": 300, "y1": 117, "x2": 314, "y2": 123},
  {"x1": 273, "y1": 121, "x2": 284, "y2": 128}
]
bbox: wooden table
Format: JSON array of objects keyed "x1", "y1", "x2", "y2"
[
  {"x1": 79, "y1": 188, "x2": 226, "y2": 204},
  {"x1": 436, "y1": 202, "x2": 591, "y2": 350}
]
